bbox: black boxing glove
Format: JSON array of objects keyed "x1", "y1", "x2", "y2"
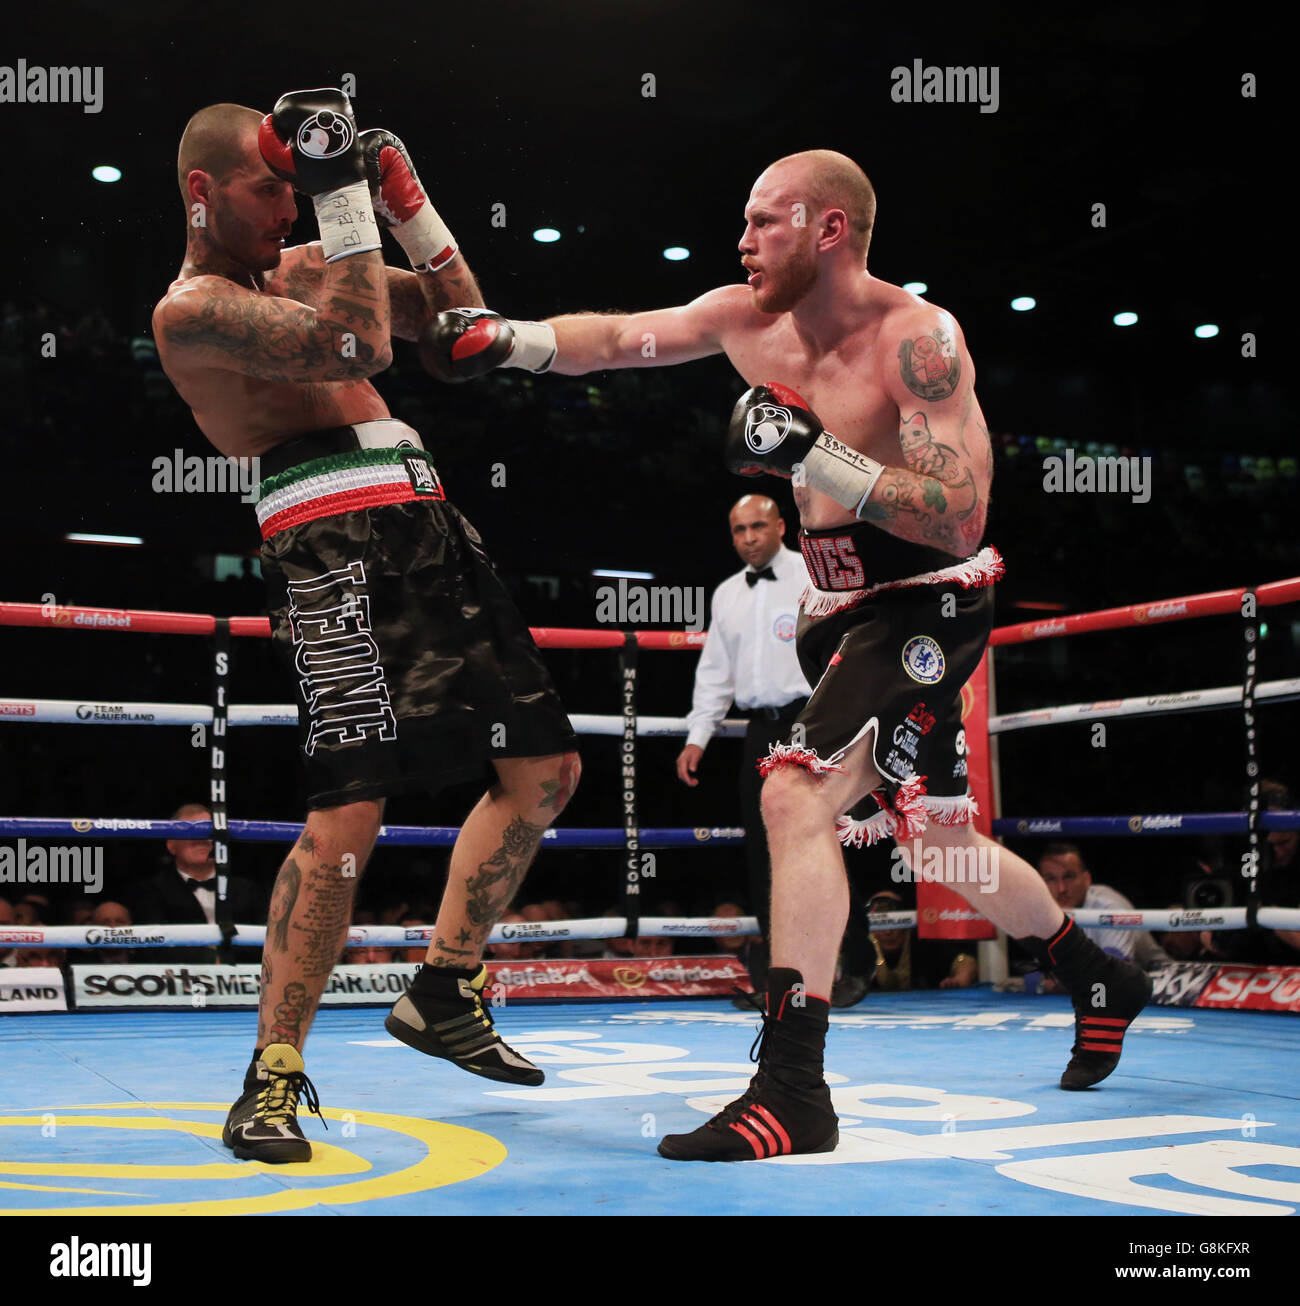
[
  {"x1": 361, "y1": 129, "x2": 458, "y2": 272},
  {"x1": 259, "y1": 88, "x2": 380, "y2": 262},
  {"x1": 418, "y1": 309, "x2": 556, "y2": 383},
  {"x1": 727, "y1": 382, "x2": 886, "y2": 515}
]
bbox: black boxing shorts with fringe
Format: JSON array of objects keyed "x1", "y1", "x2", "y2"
[
  {"x1": 758, "y1": 520, "x2": 1003, "y2": 848},
  {"x1": 256, "y1": 420, "x2": 576, "y2": 809}
]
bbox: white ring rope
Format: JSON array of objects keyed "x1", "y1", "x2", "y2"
[
  {"x1": 8, "y1": 908, "x2": 1300, "y2": 951},
  {"x1": 0, "y1": 699, "x2": 748, "y2": 738},
  {"x1": 990, "y1": 676, "x2": 1300, "y2": 735}
]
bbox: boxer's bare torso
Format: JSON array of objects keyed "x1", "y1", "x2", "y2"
[
  {"x1": 707, "y1": 275, "x2": 991, "y2": 539},
  {"x1": 153, "y1": 243, "x2": 401, "y2": 460},
  {"x1": 550, "y1": 268, "x2": 992, "y2": 554}
]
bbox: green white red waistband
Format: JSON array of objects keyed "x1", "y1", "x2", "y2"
[{"x1": 256, "y1": 448, "x2": 444, "y2": 539}]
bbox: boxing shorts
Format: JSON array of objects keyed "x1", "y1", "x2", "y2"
[
  {"x1": 759, "y1": 520, "x2": 1004, "y2": 847},
  {"x1": 256, "y1": 420, "x2": 577, "y2": 809}
]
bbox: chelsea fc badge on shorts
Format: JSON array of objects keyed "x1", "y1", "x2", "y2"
[{"x1": 901, "y1": 635, "x2": 945, "y2": 684}]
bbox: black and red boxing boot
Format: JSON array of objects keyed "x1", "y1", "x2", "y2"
[
  {"x1": 1032, "y1": 916, "x2": 1154, "y2": 1090},
  {"x1": 657, "y1": 968, "x2": 839, "y2": 1161}
]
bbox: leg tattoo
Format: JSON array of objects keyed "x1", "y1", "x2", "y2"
[{"x1": 462, "y1": 815, "x2": 545, "y2": 941}]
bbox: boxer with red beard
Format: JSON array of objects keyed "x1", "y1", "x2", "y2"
[{"x1": 422, "y1": 149, "x2": 1152, "y2": 1160}]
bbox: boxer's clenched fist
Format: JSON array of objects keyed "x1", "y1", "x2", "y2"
[
  {"x1": 259, "y1": 88, "x2": 380, "y2": 263},
  {"x1": 418, "y1": 308, "x2": 556, "y2": 382},
  {"x1": 259, "y1": 89, "x2": 367, "y2": 197},
  {"x1": 361, "y1": 129, "x2": 458, "y2": 273}
]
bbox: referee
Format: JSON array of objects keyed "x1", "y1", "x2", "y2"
[{"x1": 677, "y1": 494, "x2": 811, "y2": 999}]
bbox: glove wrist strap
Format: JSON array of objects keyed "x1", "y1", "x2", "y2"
[
  {"x1": 801, "y1": 435, "x2": 885, "y2": 515},
  {"x1": 505, "y1": 321, "x2": 558, "y2": 374},
  {"x1": 312, "y1": 182, "x2": 382, "y2": 263},
  {"x1": 399, "y1": 202, "x2": 458, "y2": 273}
]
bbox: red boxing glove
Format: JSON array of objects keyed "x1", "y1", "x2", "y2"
[
  {"x1": 418, "y1": 309, "x2": 556, "y2": 382},
  {"x1": 361, "y1": 129, "x2": 457, "y2": 272}
]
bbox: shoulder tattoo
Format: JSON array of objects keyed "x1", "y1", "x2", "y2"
[{"x1": 898, "y1": 325, "x2": 961, "y2": 400}]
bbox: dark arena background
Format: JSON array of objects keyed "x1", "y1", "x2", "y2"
[{"x1": 1, "y1": 0, "x2": 1293, "y2": 1270}]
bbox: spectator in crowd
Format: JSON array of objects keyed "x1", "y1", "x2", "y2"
[
  {"x1": 603, "y1": 908, "x2": 674, "y2": 960},
  {"x1": 560, "y1": 898, "x2": 604, "y2": 960},
  {"x1": 341, "y1": 909, "x2": 394, "y2": 964},
  {"x1": 400, "y1": 917, "x2": 430, "y2": 965},
  {"x1": 676, "y1": 494, "x2": 811, "y2": 1000},
  {"x1": 1156, "y1": 905, "x2": 1219, "y2": 963},
  {"x1": 0, "y1": 896, "x2": 16, "y2": 967},
  {"x1": 132, "y1": 802, "x2": 267, "y2": 963},
  {"x1": 67, "y1": 898, "x2": 97, "y2": 926},
  {"x1": 87, "y1": 900, "x2": 135, "y2": 964},
  {"x1": 1035, "y1": 843, "x2": 1169, "y2": 991},
  {"x1": 0, "y1": 887, "x2": 59, "y2": 968},
  {"x1": 867, "y1": 890, "x2": 979, "y2": 992},
  {"x1": 378, "y1": 898, "x2": 411, "y2": 926},
  {"x1": 537, "y1": 900, "x2": 578, "y2": 957},
  {"x1": 517, "y1": 902, "x2": 560, "y2": 958},
  {"x1": 345, "y1": 945, "x2": 395, "y2": 964},
  {"x1": 710, "y1": 901, "x2": 748, "y2": 955},
  {"x1": 13, "y1": 894, "x2": 50, "y2": 925},
  {"x1": 12, "y1": 948, "x2": 65, "y2": 969}
]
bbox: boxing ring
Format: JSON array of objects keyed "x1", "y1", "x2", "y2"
[{"x1": 3, "y1": 580, "x2": 1300, "y2": 1232}]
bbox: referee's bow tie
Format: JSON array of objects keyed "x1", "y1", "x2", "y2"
[
  {"x1": 186, "y1": 877, "x2": 215, "y2": 892},
  {"x1": 745, "y1": 566, "x2": 777, "y2": 587}
]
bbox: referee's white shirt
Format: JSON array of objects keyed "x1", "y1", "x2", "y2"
[{"x1": 684, "y1": 546, "x2": 812, "y2": 751}]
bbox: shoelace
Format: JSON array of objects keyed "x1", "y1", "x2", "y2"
[
  {"x1": 730, "y1": 985, "x2": 765, "y2": 1013},
  {"x1": 467, "y1": 989, "x2": 502, "y2": 1039},
  {"x1": 749, "y1": 1008, "x2": 771, "y2": 1064},
  {"x1": 706, "y1": 1009, "x2": 772, "y2": 1130},
  {"x1": 259, "y1": 1069, "x2": 326, "y2": 1131}
]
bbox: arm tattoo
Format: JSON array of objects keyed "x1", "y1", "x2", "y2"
[
  {"x1": 335, "y1": 260, "x2": 377, "y2": 295},
  {"x1": 322, "y1": 293, "x2": 383, "y2": 332},
  {"x1": 159, "y1": 289, "x2": 381, "y2": 382},
  {"x1": 278, "y1": 259, "x2": 327, "y2": 305},
  {"x1": 899, "y1": 411, "x2": 962, "y2": 478},
  {"x1": 860, "y1": 411, "x2": 983, "y2": 554},
  {"x1": 898, "y1": 325, "x2": 960, "y2": 400},
  {"x1": 388, "y1": 257, "x2": 486, "y2": 340},
  {"x1": 418, "y1": 257, "x2": 484, "y2": 313}
]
